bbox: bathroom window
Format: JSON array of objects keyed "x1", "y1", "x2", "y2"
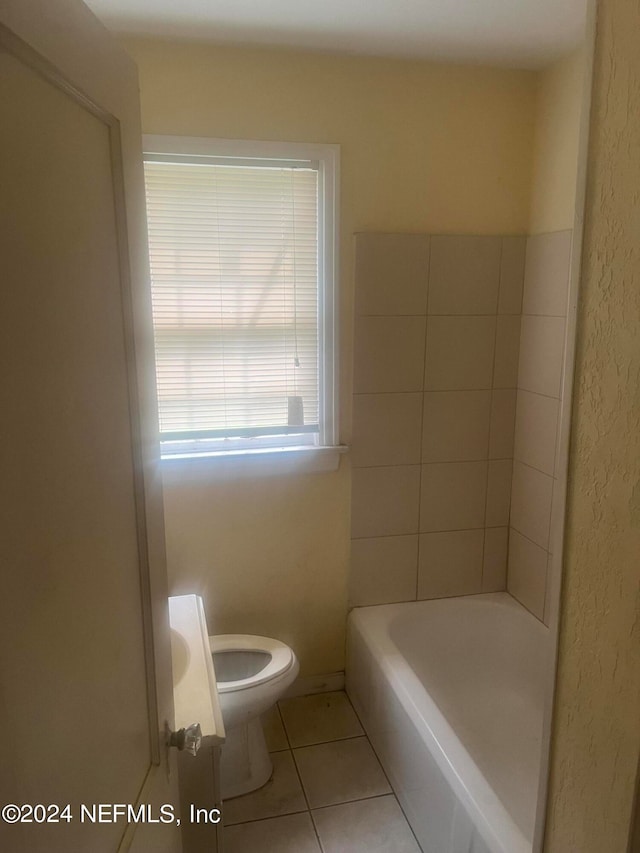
[{"x1": 143, "y1": 136, "x2": 340, "y2": 467}]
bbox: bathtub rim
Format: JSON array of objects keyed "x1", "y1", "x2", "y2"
[{"x1": 348, "y1": 591, "x2": 545, "y2": 853}]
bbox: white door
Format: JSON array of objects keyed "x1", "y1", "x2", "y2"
[{"x1": 0, "y1": 2, "x2": 181, "y2": 851}]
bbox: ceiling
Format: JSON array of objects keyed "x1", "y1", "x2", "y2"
[{"x1": 86, "y1": 0, "x2": 587, "y2": 70}]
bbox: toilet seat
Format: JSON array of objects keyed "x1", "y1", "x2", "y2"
[{"x1": 210, "y1": 634, "x2": 295, "y2": 693}]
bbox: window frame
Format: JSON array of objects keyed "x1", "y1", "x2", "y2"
[{"x1": 142, "y1": 135, "x2": 341, "y2": 471}]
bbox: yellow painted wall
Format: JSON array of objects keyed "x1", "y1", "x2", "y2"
[
  {"x1": 545, "y1": 0, "x2": 640, "y2": 849},
  {"x1": 125, "y1": 37, "x2": 537, "y2": 674},
  {"x1": 529, "y1": 48, "x2": 584, "y2": 234}
]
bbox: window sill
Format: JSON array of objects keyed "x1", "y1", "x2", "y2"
[{"x1": 160, "y1": 444, "x2": 349, "y2": 482}]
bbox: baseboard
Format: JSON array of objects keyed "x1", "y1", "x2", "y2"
[{"x1": 282, "y1": 671, "x2": 345, "y2": 699}]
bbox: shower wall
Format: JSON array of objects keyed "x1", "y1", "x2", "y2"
[
  {"x1": 350, "y1": 232, "x2": 524, "y2": 606},
  {"x1": 507, "y1": 230, "x2": 572, "y2": 623},
  {"x1": 350, "y1": 230, "x2": 572, "y2": 620}
]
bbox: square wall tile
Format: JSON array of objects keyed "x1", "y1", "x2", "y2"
[
  {"x1": 279, "y1": 691, "x2": 363, "y2": 748},
  {"x1": 349, "y1": 535, "x2": 418, "y2": 606},
  {"x1": 508, "y1": 529, "x2": 547, "y2": 620},
  {"x1": 499, "y1": 236, "x2": 526, "y2": 314},
  {"x1": 355, "y1": 232, "x2": 430, "y2": 316},
  {"x1": 523, "y1": 231, "x2": 572, "y2": 317},
  {"x1": 518, "y1": 315, "x2": 566, "y2": 398},
  {"x1": 352, "y1": 393, "x2": 423, "y2": 467},
  {"x1": 483, "y1": 527, "x2": 508, "y2": 592},
  {"x1": 418, "y1": 529, "x2": 484, "y2": 599},
  {"x1": 225, "y1": 813, "x2": 321, "y2": 853},
  {"x1": 354, "y1": 316, "x2": 426, "y2": 393},
  {"x1": 510, "y1": 461, "x2": 553, "y2": 549},
  {"x1": 485, "y1": 459, "x2": 513, "y2": 527},
  {"x1": 428, "y1": 235, "x2": 501, "y2": 315},
  {"x1": 425, "y1": 316, "x2": 496, "y2": 391},
  {"x1": 489, "y1": 389, "x2": 517, "y2": 459},
  {"x1": 514, "y1": 390, "x2": 559, "y2": 476},
  {"x1": 420, "y1": 461, "x2": 487, "y2": 532},
  {"x1": 422, "y1": 390, "x2": 491, "y2": 463},
  {"x1": 313, "y1": 795, "x2": 421, "y2": 853},
  {"x1": 352, "y1": 465, "x2": 420, "y2": 539},
  {"x1": 294, "y1": 737, "x2": 391, "y2": 808},
  {"x1": 493, "y1": 315, "x2": 521, "y2": 388}
]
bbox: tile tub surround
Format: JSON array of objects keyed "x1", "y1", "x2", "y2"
[
  {"x1": 350, "y1": 232, "x2": 525, "y2": 608},
  {"x1": 223, "y1": 691, "x2": 421, "y2": 853},
  {"x1": 507, "y1": 230, "x2": 572, "y2": 624},
  {"x1": 350, "y1": 230, "x2": 573, "y2": 623}
]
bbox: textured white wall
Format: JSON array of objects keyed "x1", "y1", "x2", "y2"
[{"x1": 545, "y1": 0, "x2": 640, "y2": 849}]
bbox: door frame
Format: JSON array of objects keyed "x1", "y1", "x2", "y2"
[
  {"x1": 0, "y1": 3, "x2": 177, "y2": 848},
  {"x1": 532, "y1": 2, "x2": 598, "y2": 851}
]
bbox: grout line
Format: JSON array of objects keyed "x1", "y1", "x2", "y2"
[
  {"x1": 353, "y1": 457, "x2": 507, "y2": 472},
  {"x1": 356, "y1": 310, "x2": 565, "y2": 319},
  {"x1": 357, "y1": 311, "x2": 511, "y2": 318},
  {"x1": 225, "y1": 804, "x2": 308, "y2": 828},
  {"x1": 351, "y1": 523, "x2": 486, "y2": 542},
  {"x1": 342, "y1": 691, "x2": 423, "y2": 851},
  {"x1": 354, "y1": 385, "x2": 511, "y2": 396},
  {"x1": 482, "y1": 245, "x2": 503, "y2": 592},
  {"x1": 515, "y1": 386, "x2": 562, "y2": 402},
  {"x1": 505, "y1": 524, "x2": 512, "y2": 593},
  {"x1": 416, "y1": 250, "x2": 431, "y2": 602},
  {"x1": 353, "y1": 462, "x2": 422, "y2": 471},
  {"x1": 350, "y1": 531, "x2": 419, "y2": 542},
  {"x1": 292, "y1": 734, "x2": 367, "y2": 753},
  {"x1": 426, "y1": 383, "x2": 496, "y2": 391},
  {"x1": 277, "y1": 702, "x2": 325, "y2": 850},
  {"x1": 420, "y1": 588, "x2": 495, "y2": 601},
  {"x1": 353, "y1": 390, "x2": 424, "y2": 396},
  {"x1": 285, "y1": 730, "x2": 366, "y2": 750},
  {"x1": 509, "y1": 524, "x2": 552, "y2": 555},
  {"x1": 509, "y1": 582, "x2": 548, "y2": 623},
  {"x1": 311, "y1": 791, "x2": 398, "y2": 812},
  {"x1": 275, "y1": 702, "x2": 292, "y2": 749},
  {"x1": 521, "y1": 310, "x2": 567, "y2": 319},
  {"x1": 513, "y1": 457, "x2": 555, "y2": 480},
  {"x1": 282, "y1": 691, "x2": 415, "y2": 848},
  {"x1": 422, "y1": 454, "x2": 494, "y2": 464},
  {"x1": 351, "y1": 595, "x2": 424, "y2": 608},
  {"x1": 356, "y1": 310, "x2": 428, "y2": 318},
  {"x1": 341, "y1": 698, "x2": 396, "y2": 794}
]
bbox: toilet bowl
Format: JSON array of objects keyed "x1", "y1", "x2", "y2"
[{"x1": 210, "y1": 634, "x2": 299, "y2": 799}]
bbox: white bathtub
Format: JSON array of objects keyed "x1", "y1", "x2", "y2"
[{"x1": 346, "y1": 592, "x2": 549, "y2": 853}]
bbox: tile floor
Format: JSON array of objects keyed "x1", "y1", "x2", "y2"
[{"x1": 223, "y1": 691, "x2": 421, "y2": 853}]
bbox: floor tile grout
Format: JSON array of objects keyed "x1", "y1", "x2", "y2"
[
  {"x1": 225, "y1": 691, "x2": 422, "y2": 851},
  {"x1": 290, "y1": 733, "x2": 368, "y2": 752},
  {"x1": 309, "y1": 790, "x2": 396, "y2": 812},
  {"x1": 276, "y1": 702, "x2": 325, "y2": 851},
  {"x1": 224, "y1": 800, "x2": 307, "y2": 827},
  {"x1": 341, "y1": 691, "x2": 423, "y2": 851}
]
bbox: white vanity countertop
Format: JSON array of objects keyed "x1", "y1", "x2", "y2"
[{"x1": 168, "y1": 594, "x2": 225, "y2": 746}]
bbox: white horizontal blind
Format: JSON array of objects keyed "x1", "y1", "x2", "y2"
[{"x1": 144, "y1": 157, "x2": 320, "y2": 443}]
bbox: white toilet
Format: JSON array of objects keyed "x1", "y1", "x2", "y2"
[{"x1": 209, "y1": 634, "x2": 299, "y2": 799}]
